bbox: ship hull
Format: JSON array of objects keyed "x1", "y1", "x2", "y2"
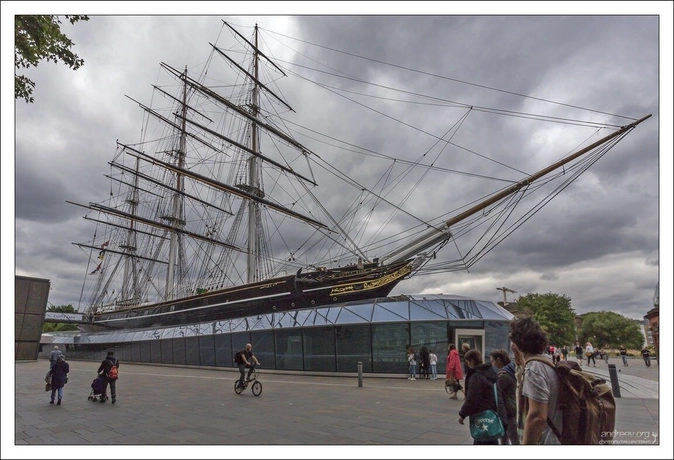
[{"x1": 85, "y1": 260, "x2": 413, "y2": 330}]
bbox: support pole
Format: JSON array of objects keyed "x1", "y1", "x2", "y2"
[
  {"x1": 607, "y1": 364, "x2": 621, "y2": 398},
  {"x1": 357, "y1": 361, "x2": 363, "y2": 387}
]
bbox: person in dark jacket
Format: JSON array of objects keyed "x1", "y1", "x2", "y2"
[
  {"x1": 490, "y1": 349, "x2": 519, "y2": 445},
  {"x1": 97, "y1": 349, "x2": 119, "y2": 404},
  {"x1": 49, "y1": 354, "x2": 69, "y2": 405},
  {"x1": 419, "y1": 346, "x2": 431, "y2": 380},
  {"x1": 458, "y1": 349, "x2": 505, "y2": 445}
]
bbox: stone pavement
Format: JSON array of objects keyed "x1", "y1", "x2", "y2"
[
  {"x1": 5, "y1": 358, "x2": 670, "y2": 458},
  {"x1": 572, "y1": 356, "x2": 659, "y2": 399}
]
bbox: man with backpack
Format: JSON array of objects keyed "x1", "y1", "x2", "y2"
[
  {"x1": 511, "y1": 317, "x2": 616, "y2": 445},
  {"x1": 236, "y1": 343, "x2": 260, "y2": 392},
  {"x1": 97, "y1": 349, "x2": 119, "y2": 404},
  {"x1": 509, "y1": 317, "x2": 562, "y2": 444}
]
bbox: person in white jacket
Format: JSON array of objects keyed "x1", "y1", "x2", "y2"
[
  {"x1": 585, "y1": 342, "x2": 596, "y2": 367},
  {"x1": 429, "y1": 349, "x2": 438, "y2": 380}
]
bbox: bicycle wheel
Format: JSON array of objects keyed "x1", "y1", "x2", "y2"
[
  {"x1": 251, "y1": 380, "x2": 262, "y2": 396},
  {"x1": 234, "y1": 380, "x2": 243, "y2": 394}
]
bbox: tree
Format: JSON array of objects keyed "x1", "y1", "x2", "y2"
[
  {"x1": 579, "y1": 311, "x2": 644, "y2": 349},
  {"x1": 43, "y1": 304, "x2": 79, "y2": 332},
  {"x1": 513, "y1": 292, "x2": 577, "y2": 346},
  {"x1": 15, "y1": 15, "x2": 89, "y2": 103}
]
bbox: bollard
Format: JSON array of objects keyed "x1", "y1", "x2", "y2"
[
  {"x1": 607, "y1": 364, "x2": 621, "y2": 398},
  {"x1": 357, "y1": 361, "x2": 363, "y2": 387}
]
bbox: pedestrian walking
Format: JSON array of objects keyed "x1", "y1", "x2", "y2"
[
  {"x1": 641, "y1": 347, "x2": 651, "y2": 367},
  {"x1": 574, "y1": 342, "x2": 584, "y2": 366},
  {"x1": 559, "y1": 346, "x2": 568, "y2": 361},
  {"x1": 510, "y1": 317, "x2": 562, "y2": 444},
  {"x1": 457, "y1": 349, "x2": 505, "y2": 445},
  {"x1": 585, "y1": 342, "x2": 596, "y2": 366},
  {"x1": 446, "y1": 343, "x2": 464, "y2": 399},
  {"x1": 97, "y1": 349, "x2": 119, "y2": 404},
  {"x1": 49, "y1": 345, "x2": 62, "y2": 369},
  {"x1": 490, "y1": 349, "x2": 520, "y2": 445},
  {"x1": 49, "y1": 354, "x2": 69, "y2": 405},
  {"x1": 459, "y1": 342, "x2": 470, "y2": 375},
  {"x1": 619, "y1": 345, "x2": 629, "y2": 366}
]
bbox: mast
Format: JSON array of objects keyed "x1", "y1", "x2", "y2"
[
  {"x1": 247, "y1": 25, "x2": 261, "y2": 284},
  {"x1": 379, "y1": 114, "x2": 652, "y2": 266},
  {"x1": 121, "y1": 155, "x2": 140, "y2": 302},
  {"x1": 165, "y1": 66, "x2": 189, "y2": 299}
]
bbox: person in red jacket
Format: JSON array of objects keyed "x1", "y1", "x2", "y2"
[{"x1": 446, "y1": 343, "x2": 464, "y2": 399}]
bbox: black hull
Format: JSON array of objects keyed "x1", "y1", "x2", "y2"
[{"x1": 85, "y1": 261, "x2": 413, "y2": 330}]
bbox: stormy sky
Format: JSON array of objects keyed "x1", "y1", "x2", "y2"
[{"x1": 5, "y1": 5, "x2": 671, "y2": 326}]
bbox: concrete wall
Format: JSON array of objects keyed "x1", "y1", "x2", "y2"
[{"x1": 15, "y1": 276, "x2": 50, "y2": 360}]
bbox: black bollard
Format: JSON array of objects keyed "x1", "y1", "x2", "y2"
[
  {"x1": 607, "y1": 364, "x2": 621, "y2": 398},
  {"x1": 357, "y1": 361, "x2": 363, "y2": 387}
]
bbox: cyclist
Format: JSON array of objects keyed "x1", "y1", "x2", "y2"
[{"x1": 237, "y1": 343, "x2": 260, "y2": 390}]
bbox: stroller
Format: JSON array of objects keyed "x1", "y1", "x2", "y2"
[{"x1": 88, "y1": 375, "x2": 108, "y2": 402}]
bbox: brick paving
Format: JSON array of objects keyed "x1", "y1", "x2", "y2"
[{"x1": 5, "y1": 358, "x2": 669, "y2": 458}]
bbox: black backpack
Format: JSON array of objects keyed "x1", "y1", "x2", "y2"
[{"x1": 234, "y1": 350, "x2": 244, "y2": 364}]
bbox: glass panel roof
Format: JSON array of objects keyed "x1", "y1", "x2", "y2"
[
  {"x1": 408, "y1": 299, "x2": 449, "y2": 320},
  {"x1": 335, "y1": 307, "x2": 370, "y2": 324},
  {"x1": 372, "y1": 301, "x2": 409, "y2": 322},
  {"x1": 340, "y1": 304, "x2": 374, "y2": 322},
  {"x1": 44, "y1": 294, "x2": 513, "y2": 344},
  {"x1": 475, "y1": 300, "x2": 512, "y2": 319}
]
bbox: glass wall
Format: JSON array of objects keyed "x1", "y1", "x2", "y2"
[
  {"x1": 372, "y1": 323, "x2": 409, "y2": 373},
  {"x1": 303, "y1": 326, "x2": 336, "y2": 371},
  {"x1": 411, "y1": 321, "x2": 449, "y2": 376},
  {"x1": 173, "y1": 337, "x2": 186, "y2": 365},
  {"x1": 335, "y1": 324, "x2": 372, "y2": 372},
  {"x1": 161, "y1": 339, "x2": 173, "y2": 364},
  {"x1": 185, "y1": 336, "x2": 200, "y2": 365},
  {"x1": 274, "y1": 329, "x2": 303, "y2": 370},
  {"x1": 484, "y1": 320, "x2": 510, "y2": 356},
  {"x1": 39, "y1": 295, "x2": 513, "y2": 374},
  {"x1": 251, "y1": 330, "x2": 274, "y2": 368},
  {"x1": 150, "y1": 339, "x2": 162, "y2": 363},
  {"x1": 214, "y1": 333, "x2": 232, "y2": 367},
  {"x1": 199, "y1": 335, "x2": 216, "y2": 367}
]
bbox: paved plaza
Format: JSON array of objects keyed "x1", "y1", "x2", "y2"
[{"x1": 6, "y1": 356, "x2": 670, "y2": 458}]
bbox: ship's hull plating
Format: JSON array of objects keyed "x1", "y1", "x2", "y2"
[{"x1": 86, "y1": 261, "x2": 413, "y2": 330}]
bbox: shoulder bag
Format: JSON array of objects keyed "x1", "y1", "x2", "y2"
[{"x1": 469, "y1": 383, "x2": 505, "y2": 442}]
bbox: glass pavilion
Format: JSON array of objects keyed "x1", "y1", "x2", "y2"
[{"x1": 40, "y1": 294, "x2": 513, "y2": 375}]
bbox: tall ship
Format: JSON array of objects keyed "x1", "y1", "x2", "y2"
[{"x1": 70, "y1": 21, "x2": 650, "y2": 330}]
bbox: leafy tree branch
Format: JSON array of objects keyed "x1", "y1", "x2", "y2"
[{"x1": 15, "y1": 15, "x2": 89, "y2": 103}]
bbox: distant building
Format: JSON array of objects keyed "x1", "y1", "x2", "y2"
[
  {"x1": 644, "y1": 308, "x2": 659, "y2": 349},
  {"x1": 643, "y1": 282, "x2": 659, "y2": 363},
  {"x1": 16, "y1": 276, "x2": 51, "y2": 360}
]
